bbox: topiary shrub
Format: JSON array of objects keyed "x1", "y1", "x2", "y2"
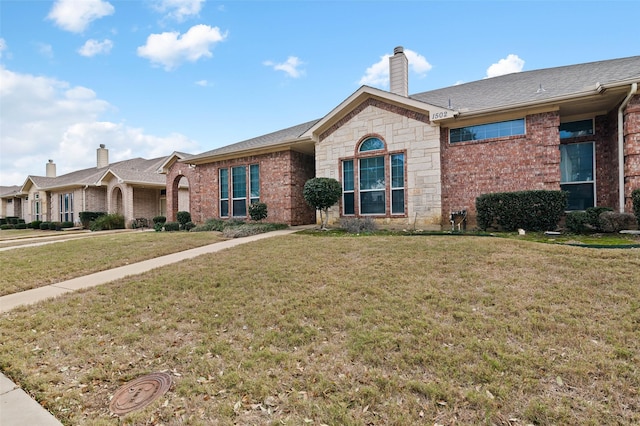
[
  {"x1": 176, "y1": 211, "x2": 191, "y2": 228},
  {"x1": 303, "y1": 177, "x2": 342, "y2": 229},
  {"x1": 340, "y1": 217, "x2": 377, "y2": 233},
  {"x1": 248, "y1": 202, "x2": 268, "y2": 222},
  {"x1": 633, "y1": 189, "x2": 640, "y2": 226},
  {"x1": 598, "y1": 211, "x2": 637, "y2": 233},
  {"x1": 163, "y1": 221, "x2": 180, "y2": 232}
]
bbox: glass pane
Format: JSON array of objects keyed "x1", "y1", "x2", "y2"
[
  {"x1": 232, "y1": 166, "x2": 246, "y2": 198},
  {"x1": 343, "y1": 192, "x2": 354, "y2": 215},
  {"x1": 560, "y1": 143, "x2": 593, "y2": 183},
  {"x1": 561, "y1": 183, "x2": 594, "y2": 210},
  {"x1": 343, "y1": 160, "x2": 354, "y2": 191},
  {"x1": 359, "y1": 157, "x2": 385, "y2": 190},
  {"x1": 360, "y1": 190, "x2": 385, "y2": 214},
  {"x1": 220, "y1": 200, "x2": 229, "y2": 217},
  {"x1": 219, "y1": 169, "x2": 228, "y2": 199},
  {"x1": 450, "y1": 119, "x2": 524, "y2": 143},
  {"x1": 233, "y1": 199, "x2": 246, "y2": 217},
  {"x1": 359, "y1": 137, "x2": 384, "y2": 152},
  {"x1": 391, "y1": 154, "x2": 404, "y2": 188},
  {"x1": 250, "y1": 164, "x2": 259, "y2": 198},
  {"x1": 560, "y1": 119, "x2": 593, "y2": 139},
  {"x1": 391, "y1": 189, "x2": 404, "y2": 214}
]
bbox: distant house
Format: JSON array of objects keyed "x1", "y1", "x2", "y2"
[
  {"x1": 0, "y1": 186, "x2": 22, "y2": 219},
  {"x1": 166, "y1": 48, "x2": 640, "y2": 228},
  {"x1": 5, "y1": 145, "x2": 187, "y2": 227}
]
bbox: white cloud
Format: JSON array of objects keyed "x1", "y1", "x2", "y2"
[
  {"x1": 137, "y1": 24, "x2": 228, "y2": 71},
  {"x1": 263, "y1": 56, "x2": 305, "y2": 78},
  {"x1": 486, "y1": 54, "x2": 525, "y2": 78},
  {"x1": 47, "y1": 0, "x2": 115, "y2": 33},
  {"x1": 359, "y1": 48, "x2": 432, "y2": 88},
  {"x1": 0, "y1": 66, "x2": 200, "y2": 186},
  {"x1": 0, "y1": 38, "x2": 6, "y2": 58},
  {"x1": 195, "y1": 79, "x2": 210, "y2": 87},
  {"x1": 78, "y1": 39, "x2": 113, "y2": 57},
  {"x1": 154, "y1": 0, "x2": 204, "y2": 22},
  {"x1": 38, "y1": 43, "x2": 54, "y2": 59}
]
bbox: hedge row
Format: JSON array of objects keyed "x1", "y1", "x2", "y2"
[{"x1": 476, "y1": 190, "x2": 567, "y2": 231}]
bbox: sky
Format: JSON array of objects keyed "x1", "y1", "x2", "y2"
[{"x1": 0, "y1": 0, "x2": 639, "y2": 187}]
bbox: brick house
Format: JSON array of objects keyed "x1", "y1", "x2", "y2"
[
  {"x1": 9, "y1": 145, "x2": 184, "y2": 227},
  {"x1": 167, "y1": 48, "x2": 640, "y2": 229}
]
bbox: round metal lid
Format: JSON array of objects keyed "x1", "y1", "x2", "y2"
[{"x1": 109, "y1": 372, "x2": 173, "y2": 416}]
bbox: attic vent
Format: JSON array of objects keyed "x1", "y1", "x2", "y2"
[{"x1": 536, "y1": 83, "x2": 546, "y2": 93}]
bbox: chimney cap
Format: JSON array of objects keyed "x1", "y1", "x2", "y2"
[
  {"x1": 99, "y1": 144, "x2": 106, "y2": 149},
  {"x1": 48, "y1": 159, "x2": 54, "y2": 163},
  {"x1": 394, "y1": 46, "x2": 404, "y2": 55}
]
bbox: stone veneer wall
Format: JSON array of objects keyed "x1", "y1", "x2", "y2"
[
  {"x1": 315, "y1": 99, "x2": 442, "y2": 229},
  {"x1": 167, "y1": 150, "x2": 315, "y2": 225}
]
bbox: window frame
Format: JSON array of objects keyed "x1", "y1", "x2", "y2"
[
  {"x1": 560, "y1": 141, "x2": 596, "y2": 211},
  {"x1": 450, "y1": 118, "x2": 526, "y2": 143},
  {"x1": 59, "y1": 192, "x2": 74, "y2": 223},
  {"x1": 340, "y1": 136, "x2": 406, "y2": 217},
  {"x1": 219, "y1": 168, "x2": 229, "y2": 218}
]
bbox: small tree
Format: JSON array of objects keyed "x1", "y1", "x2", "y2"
[{"x1": 303, "y1": 177, "x2": 342, "y2": 229}]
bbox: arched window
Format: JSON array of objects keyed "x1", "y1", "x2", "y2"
[{"x1": 341, "y1": 136, "x2": 405, "y2": 216}]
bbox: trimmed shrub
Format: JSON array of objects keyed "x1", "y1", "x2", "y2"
[
  {"x1": 585, "y1": 206, "x2": 613, "y2": 231},
  {"x1": 598, "y1": 211, "x2": 637, "y2": 233},
  {"x1": 176, "y1": 211, "x2": 191, "y2": 227},
  {"x1": 15, "y1": 222, "x2": 27, "y2": 229},
  {"x1": 39, "y1": 222, "x2": 50, "y2": 230},
  {"x1": 340, "y1": 217, "x2": 377, "y2": 233},
  {"x1": 163, "y1": 221, "x2": 180, "y2": 232},
  {"x1": 565, "y1": 211, "x2": 589, "y2": 233},
  {"x1": 248, "y1": 202, "x2": 268, "y2": 221},
  {"x1": 183, "y1": 221, "x2": 196, "y2": 231},
  {"x1": 476, "y1": 190, "x2": 567, "y2": 231},
  {"x1": 49, "y1": 222, "x2": 59, "y2": 230},
  {"x1": 633, "y1": 188, "x2": 640, "y2": 226},
  {"x1": 60, "y1": 221, "x2": 74, "y2": 229},
  {"x1": 0, "y1": 224, "x2": 12, "y2": 230},
  {"x1": 90, "y1": 214, "x2": 125, "y2": 231},
  {"x1": 192, "y1": 218, "x2": 225, "y2": 232},
  {"x1": 153, "y1": 216, "x2": 167, "y2": 225},
  {"x1": 29, "y1": 220, "x2": 42, "y2": 229}
]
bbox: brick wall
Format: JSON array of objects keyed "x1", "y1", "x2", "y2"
[
  {"x1": 133, "y1": 187, "x2": 162, "y2": 224},
  {"x1": 166, "y1": 150, "x2": 316, "y2": 225},
  {"x1": 441, "y1": 112, "x2": 561, "y2": 227},
  {"x1": 625, "y1": 95, "x2": 640, "y2": 211}
]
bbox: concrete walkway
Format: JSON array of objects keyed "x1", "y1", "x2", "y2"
[{"x1": 0, "y1": 227, "x2": 305, "y2": 425}]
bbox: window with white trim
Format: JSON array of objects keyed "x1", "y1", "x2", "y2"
[
  {"x1": 219, "y1": 169, "x2": 229, "y2": 217},
  {"x1": 59, "y1": 192, "x2": 73, "y2": 222},
  {"x1": 560, "y1": 142, "x2": 595, "y2": 210}
]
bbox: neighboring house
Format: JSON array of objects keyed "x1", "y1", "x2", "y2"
[
  {"x1": 166, "y1": 48, "x2": 640, "y2": 228},
  {"x1": 11, "y1": 145, "x2": 183, "y2": 227},
  {"x1": 0, "y1": 186, "x2": 22, "y2": 219}
]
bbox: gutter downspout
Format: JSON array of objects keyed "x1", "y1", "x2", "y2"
[{"x1": 618, "y1": 82, "x2": 638, "y2": 212}]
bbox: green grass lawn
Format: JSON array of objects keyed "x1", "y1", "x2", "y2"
[
  {"x1": 0, "y1": 231, "x2": 224, "y2": 296},
  {"x1": 1, "y1": 233, "x2": 638, "y2": 425}
]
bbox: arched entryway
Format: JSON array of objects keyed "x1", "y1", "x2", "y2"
[
  {"x1": 170, "y1": 175, "x2": 190, "y2": 219},
  {"x1": 112, "y1": 186, "x2": 123, "y2": 215}
]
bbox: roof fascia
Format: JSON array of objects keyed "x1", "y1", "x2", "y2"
[
  {"x1": 158, "y1": 152, "x2": 188, "y2": 174},
  {"x1": 182, "y1": 137, "x2": 314, "y2": 165},
  {"x1": 301, "y1": 86, "x2": 457, "y2": 140}
]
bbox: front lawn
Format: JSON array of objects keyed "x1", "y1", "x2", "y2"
[{"x1": 1, "y1": 234, "x2": 638, "y2": 425}]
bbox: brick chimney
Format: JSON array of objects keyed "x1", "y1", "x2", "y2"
[
  {"x1": 389, "y1": 46, "x2": 408, "y2": 97},
  {"x1": 46, "y1": 159, "x2": 56, "y2": 177},
  {"x1": 97, "y1": 144, "x2": 109, "y2": 168}
]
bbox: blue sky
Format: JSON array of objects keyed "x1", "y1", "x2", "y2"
[{"x1": 1, "y1": 0, "x2": 638, "y2": 186}]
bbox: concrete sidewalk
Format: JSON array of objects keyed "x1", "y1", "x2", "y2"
[{"x1": 0, "y1": 228, "x2": 304, "y2": 425}]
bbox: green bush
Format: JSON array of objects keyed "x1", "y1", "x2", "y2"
[
  {"x1": 60, "y1": 221, "x2": 74, "y2": 229},
  {"x1": 29, "y1": 220, "x2": 42, "y2": 229},
  {"x1": 585, "y1": 206, "x2": 613, "y2": 231},
  {"x1": 340, "y1": 217, "x2": 377, "y2": 233},
  {"x1": 49, "y1": 222, "x2": 59, "y2": 230},
  {"x1": 176, "y1": 211, "x2": 191, "y2": 227},
  {"x1": 90, "y1": 214, "x2": 125, "y2": 231},
  {"x1": 221, "y1": 223, "x2": 287, "y2": 238},
  {"x1": 183, "y1": 221, "x2": 196, "y2": 231},
  {"x1": 565, "y1": 211, "x2": 589, "y2": 233},
  {"x1": 476, "y1": 190, "x2": 567, "y2": 231},
  {"x1": 163, "y1": 221, "x2": 180, "y2": 232},
  {"x1": 248, "y1": 202, "x2": 268, "y2": 221},
  {"x1": 7, "y1": 217, "x2": 19, "y2": 225},
  {"x1": 192, "y1": 218, "x2": 225, "y2": 232},
  {"x1": 632, "y1": 188, "x2": 640, "y2": 225},
  {"x1": 153, "y1": 216, "x2": 167, "y2": 225},
  {"x1": 303, "y1": 177, "x2": 342, "y2": 229},
  {"x1": 0, "y1": 218, "x2": 6, "y2": 225},
  {"x1": 0, "y1": 224, "x2": 13, "y2": 230},
  {"x1": 15, "y1": 222, "x2": 27, "y2": 229},
  {"x1": 39, "y1": 222, "x2": 50, "y2": 230},
  {"x1": 79, "y1": 212, "x2": 105, "y2": 229}
]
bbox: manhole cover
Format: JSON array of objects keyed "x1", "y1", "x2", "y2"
[{"x1": 109, "y1": 372, "x2": 173, "y2": 416}]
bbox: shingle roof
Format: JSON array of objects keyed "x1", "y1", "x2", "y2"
[
  {"x1": 185, "y1": 119, "x2": 320, "y2": 161},
  {"x1": 411, "y1": 56, "x2": 640, "y2": 112},
  {"x1": 0, "y1": 185, "x2": 21, "y2": 198}
]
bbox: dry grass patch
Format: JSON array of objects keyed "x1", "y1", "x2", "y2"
[
  {"x1": 0, "y1": 231, "x2": 224, "y2": 296},
  {"x1": 0, "y1": 234, "x2": 638, "y2": 425}
]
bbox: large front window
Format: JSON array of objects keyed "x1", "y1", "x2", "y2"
[
  {"x1": 560, "y1": 142, "x2": 595, "y2": 210},
  {"x1": 220, "y1": 164, "x2": 259, "y2": 218},
  {"x1": 450, "y1": 119, "x2": 525, "y2": 143},
  {"x1": 232, "y1": 166, "x2": 247, "y2": 217},
  {"x1": 341, "y1": 137, "x2": 406, "y2": 216},
  {"x1": 59, "y1": 193, "x2": 73, "y2": 222}
]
